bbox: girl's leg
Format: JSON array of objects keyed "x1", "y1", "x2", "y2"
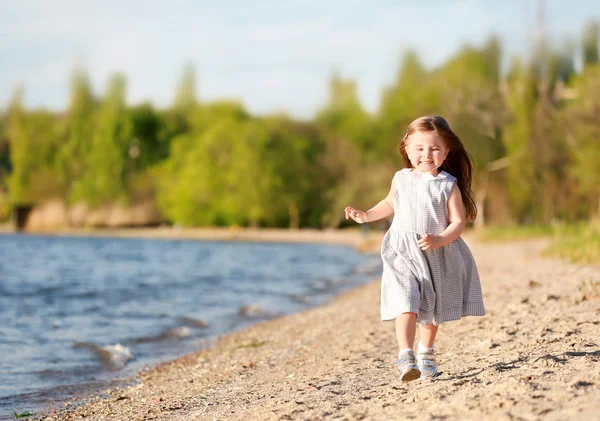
[
  {"x1": 417, "y1": 324, "x2": 439, "y2": 378},
  {"x1": 418, "y1": 323, "x2": 438, "y2": 348},
  {"x1": 394, "y1": 312, "x2": 421, "y2": 381},
  {"x1": 395, "y1": 312, "x2": 417, "y2": 350}
]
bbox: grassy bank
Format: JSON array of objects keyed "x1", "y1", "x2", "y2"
[{"x1": 478, "y1": 222, "x2": 600, "y2": 266}]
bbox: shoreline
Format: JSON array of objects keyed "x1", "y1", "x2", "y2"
[
  {"x1": 0, "y1": 226, "x2": 385, "y2": 249},
  {"x1": 22, "y1": 235, "x2": 600, "y2": 420},
  {"x1": 5, "y1": 226, "x2": 383, "y2": 420}
]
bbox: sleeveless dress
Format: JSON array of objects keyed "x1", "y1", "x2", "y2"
[{"x1": 380, "y1": 169, "x2": 485, "y2": 325}]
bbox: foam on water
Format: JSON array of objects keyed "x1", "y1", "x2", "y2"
[{"x1": 73, "y1": 342, "x2": 134, "y2": 369}]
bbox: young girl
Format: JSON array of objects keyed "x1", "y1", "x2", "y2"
[{"x1": 344, "y1": 116, "x2": 485, "y2": 382}]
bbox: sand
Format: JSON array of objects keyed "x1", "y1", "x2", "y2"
[
  {"x1": 29, "y1": 231, "x2": 600, "y2": 421},
  {"x1": 5, "y1": 226, "x2": 378, "y2": 248}
]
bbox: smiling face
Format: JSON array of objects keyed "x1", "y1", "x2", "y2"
[{"x1": 404, "y1": 131, "x2": 449, "y2": 175}]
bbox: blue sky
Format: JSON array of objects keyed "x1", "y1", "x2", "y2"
[{"x1": 1, "y1": 0, "x2": 598, "y2": 118}]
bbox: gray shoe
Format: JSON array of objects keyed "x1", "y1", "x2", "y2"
[
  {"x1": 394, "y1": 350, "x2": 421, "y2": 382},
  {"x1": 416, "y1": 348, "x2": 438, "y2": 378}
]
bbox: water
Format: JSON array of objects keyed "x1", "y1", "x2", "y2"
[{"x1": 0, "y1": 233, "x2": 381, "y2": 418}]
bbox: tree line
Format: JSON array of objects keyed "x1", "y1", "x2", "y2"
[{"x1": 1, "y1": 22, "x2": 599, "y2": 229}]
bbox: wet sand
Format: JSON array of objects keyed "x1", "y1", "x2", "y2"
[{"x1": 31, "y1": 231, "x2": 600, "y2": 421}]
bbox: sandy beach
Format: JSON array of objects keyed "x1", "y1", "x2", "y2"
[
  {"x1": 29, "y1": 230, "x2": 600, "y2": 421},
  {"x1": 3, "y1": 226, "x2": 379, "y2": 247}
]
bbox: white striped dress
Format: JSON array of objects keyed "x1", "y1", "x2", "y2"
[{"x1": 380, "y1": 168, "x2": 485, "y2": 325}]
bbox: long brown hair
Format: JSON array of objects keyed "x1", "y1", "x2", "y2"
[{"x1": 399, "y1": 116, "x2": 477, "y2": 221}]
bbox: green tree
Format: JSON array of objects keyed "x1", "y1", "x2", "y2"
[
  {"x1": 156, "y1": 104, "x2": 332, "y2": 228},
  {"x1": 6, "y1": 88, "x2": 63, "y2": 203},
  {"x1": 503, "y1": 58, "x2": 537, "y2": 222},
  {"x1": 547, "y1": 43, "x2": 576, "y2": 91},
  {"x1": 56, "y1": 68, "x2": 96, "y2": 200},
  {"x1": 503, "y1": 45, "x2": 575, "y2": 224},
  {"x1": 582, "y1": 21, "x2": 599, "y2": 66},
  {"x1": 563, "y1": 65, "x2": 600, "y2": 218},
  {"x1": 173, "y1": 62, "x2": 199, "y2": 113},
  {"x1": 129, "y1": 103, "x2": 167, "y2": 169},
  {"x1": 5, "y1": 88, "x2": 29, "y2": 204},
  {"x1": 73, "y1": 74, "x2": 132, "y2": 206},
  {"x1": 155, "y1": 63, "x2": 202, "y2": 161},
  {"x1": 376, "y1": 50, "x2": 437, "y2": 159},
  {"x1": 155, "y1": 103, "x2": 253, "y2": 226},
  {"x1": 434, "y1": 40, "x2": 507, "y2": 169},
  {"x1": 261, "y1": 116, "x2": 327, "y2": 228},
  {"x1": 0, "y1": 109, "x2": 11, "y2": 190},
  {"x1": 531, "y1": 45, "x2": 578, "y2": 222},
  {"x1": 315, "y1": 72, "x2": 373, "y2": 156},
  {"x1": 319, "y1": 135, "x2": 394, "y2": 229}
]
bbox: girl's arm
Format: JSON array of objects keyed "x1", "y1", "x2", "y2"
[
  {"x1": 345, "y1": 179, "x2": 396, "y2": 224},
  {"x1": 418, "y1": 183, "x2": 466, "y2": 250}
]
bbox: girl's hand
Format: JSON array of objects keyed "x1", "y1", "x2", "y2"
[
  {"x1": 418, "y1": 233, "x2": 443, "y2": 251},
  {"x1": 344, "y1": 206, "x2": 368, "y2": 224}
]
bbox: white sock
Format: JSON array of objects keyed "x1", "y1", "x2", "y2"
[
  {"x1": 398, "y1": 348, "x2": 414, "y2": 358},
  {"x1": 418, "y1": 342, "x2": 434, "y2": 352}
]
